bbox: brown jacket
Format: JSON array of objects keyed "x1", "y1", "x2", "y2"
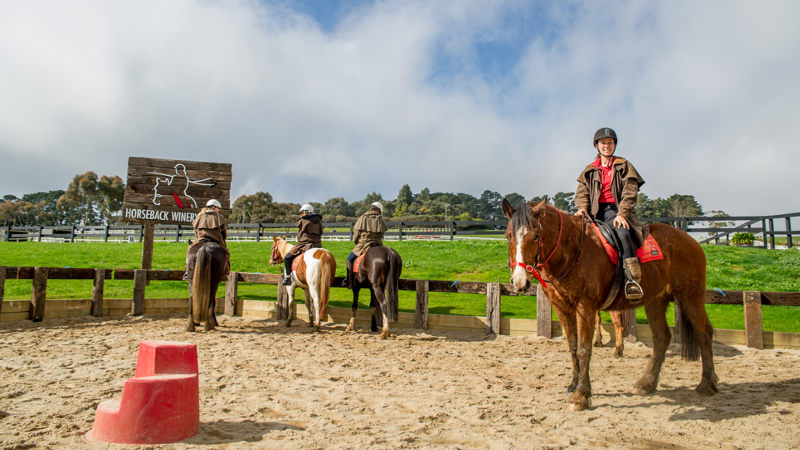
[
  {"x1": 192, "y1": 207, "x2": 228, "y2": 247},
  {"x1": 352, "y1": 211, "x2": 386, "y2": 256},
  {"x1": 575, "y1": 156, "x2": 645, "y2": 225},
  {"x1": 291, "y1": 213, "x2": 323, "y2": 255}
]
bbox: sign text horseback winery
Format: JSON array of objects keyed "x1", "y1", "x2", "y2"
[{"x1": 122, "y1": 157, "x2": 232, "y2": 225}]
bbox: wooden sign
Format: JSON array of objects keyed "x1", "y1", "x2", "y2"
[{"x1": 122, "y1": 157, "x2": 232, "y2": 225}]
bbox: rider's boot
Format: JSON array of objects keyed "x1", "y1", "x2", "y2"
[
  {"x1": 623, "y1": 257, "x2": 644, "y2": 300},
  {"x1": 282, "y1": 256, "x2": 294, "y2": 286},
  {"x1": 342, "y1": 260, "x2": 354, "y2": 289}
]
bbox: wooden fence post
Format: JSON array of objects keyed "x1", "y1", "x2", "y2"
[
  {"x1": 277, "y1": 283, "x2": 288, "y2": 321},
  {"x1": 0, "y1": 266, "x2": 6, "y2": 318},
  {"x1": 91, "y1": 269, "x2": 106, "y2": 317},
  {"x1": 536, "y1": 284, "x2": 552, "y2": 338},
  {"x1": 30, "y1": 267, "x2": 47, "y2": 322},
  {"x1": 673, "y1": 301, "x2": 682, "y2": 344},
  {"x1": 415, "y1": 280, "x2": 429, "y2": 330},
  {"x1": 398, "y1": 222, "x2": 404, "y2": 241},
  {"x1": 743, "y1": 291, "x2": 764, "y2": 349},
  {"x1": 624, "y1": 309, "x2": 637, "y2": 341},
  {"x1": 486, "y1": 282, "x2": 501, "y2": 334},
  {"x1": 225, "y1": 272, "x2": 239, "y2": 316},
  {"x1": 786, "y1": 217, "x2": 793, "y2": 249},
  {"x1": 132, "y1": 269, "x2": 146, "y2": 316}
]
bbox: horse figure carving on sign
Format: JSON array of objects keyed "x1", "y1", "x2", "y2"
[
  {"x1": 270, "y1": 236, "x2": 336, "y2": 332},
  {"x1": 186, "y1": 240, "x2": 227, "y2": 332},
  {"x1": 502, "y1": 199, "x2": 717, "y2": 411},
  {"x1": 345, "y1": 246, "x2": 402, "y2": 339}
]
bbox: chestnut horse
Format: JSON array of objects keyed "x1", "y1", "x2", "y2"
[
  {"x1": 502, "y1": 199, "x2": 717, "y2": 411},
  {"x1": 270, "y1": 236, "x2": 336, "y2": 331},
  {"x1": 345, "y1": 246, "x2": 402, "y2": 339},
  {"x1": 186, "y1": 240, "x2": 227, "y2": 332}
]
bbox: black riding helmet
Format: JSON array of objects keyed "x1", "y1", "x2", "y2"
[{"x1": 593, "y1": 127, "x2": 618, "y2": 147}]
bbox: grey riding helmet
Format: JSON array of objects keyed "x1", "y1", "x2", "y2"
[{"x1": 593, "y1": 127, "x2": 618, "y2": 146}]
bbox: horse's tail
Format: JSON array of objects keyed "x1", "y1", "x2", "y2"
[
  {"x1": 677, "y1": 297, "x2": 713, "y2": 361},
  {"x1": 191, "y1": 246, "x2": 212, "y2": 324},
  {"x1": 385, "y1": 249, "x2": 401, "y2": 322},
  {"x1": 318, "y1": 251, "x2": 336, "y2": 320}
]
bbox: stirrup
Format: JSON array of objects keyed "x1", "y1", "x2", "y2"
[
  {"x1": 281, "y1": 274, "x2": 293, "y2": 286},
  {"x1": 624, "y1": 280, "x2": 644, "y2": 300}
]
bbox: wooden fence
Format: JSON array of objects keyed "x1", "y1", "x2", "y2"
[
  {"x1": 3, "y1": 211, "x2": 798, "y2": 247},
  {"x1": 1, "y1": 265, "x2": 798, "y2": 349}
]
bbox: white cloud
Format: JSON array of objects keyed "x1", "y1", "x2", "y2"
[{"x1": 0, "y1": 0, "x2": 798, "y2": 215}]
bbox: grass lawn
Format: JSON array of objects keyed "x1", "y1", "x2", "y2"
[{"x1": 1, "y1": 241, "x2": 799, "y2": 332}]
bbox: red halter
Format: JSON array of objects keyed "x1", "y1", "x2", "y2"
[{"x1": 510, "y1": 209, "x2": 564, "y2": 288}]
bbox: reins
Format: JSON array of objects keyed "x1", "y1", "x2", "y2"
[{"x1": 511, "y1": 209, "x2": 586, "y2": 288}]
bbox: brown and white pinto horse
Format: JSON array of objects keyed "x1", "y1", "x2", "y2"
[
  {"x1": 270, "y1": 236, "x2": 336, "y2": 332},
  {"x1": 502, "y1": 199, "x2": 717, "y2": 411}
]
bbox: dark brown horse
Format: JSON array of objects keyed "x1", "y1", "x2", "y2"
[
  {"x1": 345, "y1": 246, "x2": 402, "y2": 339},
  {"x1": 594, "y1": 310, "x2": 628, "y2": 358},
  {"x1": 186, "y1": 240, "x2": 227, "y2": 332},
  {"x1": 502, "y1": 199, "x2": 717, "y2": 410}
]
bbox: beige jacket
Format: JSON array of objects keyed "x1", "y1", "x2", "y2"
[
  {"x1": 352, "y1": 211, "x2": 386, "y2": 256},
  {"x1": 192, "y1": 208, "x2": 227, "y2": 247}
]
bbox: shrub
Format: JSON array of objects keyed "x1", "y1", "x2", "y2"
[{"x1": 730, "y1": 232, "x2": 755, "y2": 246}]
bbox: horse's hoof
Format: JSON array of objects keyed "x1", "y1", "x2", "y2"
[
  {"x1": 567, "y1": 392, "x2": 591, "y2": 411},
  {"x1": 380, "y1": 330, "x2": 390, "y2": 339},
  {"x1": 204, "y1": 324, "x2": 214, "y2": 332},
  {"x1": 634, "y1": 378, "x2": 657, "y2": 394},
  {"x1": 695, "y1": 379, "x2": 718, "y2": 396},
  {"x1": 284, "y1": 321, "x2": 292, "y2": 328},
  {"x1": 613, "y1": 349, "x2": 624, "y2": 358},
  {"x1": 567, "y1": 381, "x2": 578, "y2": 393},
  {"x1": 345, "y1": 325, "x2": 353, "y2": 332},
  {"x1": 185, "y1": 325, "x2": 195, "y2": 332},
  {"x1": 593, "y1": 340, "x2": 603, "y2": 347}
]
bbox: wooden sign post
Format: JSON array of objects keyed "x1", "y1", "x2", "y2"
[{"x1": 122, "y1": 157, "x2": 232, "y2": 313}]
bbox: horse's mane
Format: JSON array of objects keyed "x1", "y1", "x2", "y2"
[{"x1": 510, "y1": 202, "x2": 535, "y2": 233}]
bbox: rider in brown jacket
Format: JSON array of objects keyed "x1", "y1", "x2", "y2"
[
  {"x1": 575, "y1": 128, "x2": 646, "y2": 299},
  {"x1": 184, "y1": 199, "x2": 229, "y2": 280},
  {"x1": 282, "y1": 203, "x2": 324, "y2": 285},
  {"x1": 343, "y1": 202, "x2": 387, "y2": 288}
]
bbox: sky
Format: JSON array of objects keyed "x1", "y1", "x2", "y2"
[{"x1": 1, "y1": 0, "x2": 799, "y2": 216}]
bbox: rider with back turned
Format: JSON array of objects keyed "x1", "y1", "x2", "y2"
[
  {"x1": 343, "y1": 202, "x2": 387, "y2": 288},
  {"x1": 282, "y1": 203, "x2": 324, "y2": 285},
  {"x1": 574, "y1": 127, "x2": 645, "y2": 299},
  {"x1": 185, "y1": 199, "x2": 230, "y2": 280}
]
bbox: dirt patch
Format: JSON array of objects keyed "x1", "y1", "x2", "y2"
[{"x1": 1, "y1": 315, "x2": 798, "y2": 449}]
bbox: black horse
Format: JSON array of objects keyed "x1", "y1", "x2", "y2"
[
  {"x1": 345, "y1": 246, "x2": 402, "y2": 338},
  {"x1": 185, "y1": 240, "x2": 227, "y2": 332}
]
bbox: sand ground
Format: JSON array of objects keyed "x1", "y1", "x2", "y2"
[{"x1": 1, "y1": 315, "x2": 798, "y2": 449}]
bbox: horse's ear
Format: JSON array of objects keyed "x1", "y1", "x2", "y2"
[
  {"x1": 281, "y1": 234, "x2": 286, "y2": 240},
  {"x1": 531, "y1": 199, "x2": 547, "y2": 216},
  {"x1": 272, "y1": 235, "x2": 278, "y2": 242},
  {"x1": 502, "y1": 198, "x2": 515, "y2": 219}
]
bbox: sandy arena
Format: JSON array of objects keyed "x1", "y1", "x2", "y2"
[{"x1": 1, "y1": 315, "x2": 799, "y2": 449}]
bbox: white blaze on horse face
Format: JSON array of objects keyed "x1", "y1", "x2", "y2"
[{"x1": 511, "y1": 227, "x2": 530, "y2": 290}]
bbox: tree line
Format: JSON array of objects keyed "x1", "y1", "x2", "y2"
[{"x1": 2, "y1": 172, "x2": 719, "y2": 227}]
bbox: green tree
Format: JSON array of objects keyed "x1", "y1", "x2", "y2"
[
  {"x1": 553, "y1": 192, "x2": 576, "y2": 213},
  {"x1": 479, "y1": 190, "x2": 502, "y2": 220},
  {"x1": 231, "y1": 192, "x2": 273, "y2": 223},
  {"x1": 57, "y1": 172, "x2": 124, "y2": 225}
]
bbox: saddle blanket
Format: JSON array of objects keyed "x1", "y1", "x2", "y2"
[
  {"x1": 353, "y1": 253, "x2": 366, "y2": 273},
  {"x1": 291, "y1": 253, "x2": 303, "y2": 271},
  {"x1": 591, "y1": 223, "x2": 664, "y2": 265}
]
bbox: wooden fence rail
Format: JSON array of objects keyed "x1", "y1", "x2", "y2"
[{"x1": 1, "y1": 265, "x2": 799, "y2": 349}]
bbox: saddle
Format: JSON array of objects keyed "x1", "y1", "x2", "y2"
[
  {"x1": 353, "y1": 253, "x2": 366, "y2": 273},
  {"x1": 591, "y1": 221, "x2": 664, "y2": 309}
]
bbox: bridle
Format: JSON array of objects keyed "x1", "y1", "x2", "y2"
[
  {"x1": 270, "y1": 241, "x2": 284, "y2": 265},
  {"x1": 510, "y1": 209, "x2": 586, "y2": 288}
]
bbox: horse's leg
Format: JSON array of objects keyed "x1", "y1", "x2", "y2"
[
  {"x1": 552, "y1": 304, "x2": 579, "y2": 393},
  {"x1": 634, "y1": 298, "x2": 670, "y2": 394},
  {"x1": 369, "y1": 288, "x2": 379, "y2": 332},
  {"x1": 185, "y1": 281, "x2": 196, "y2": 332},
  {"x1": 285, "y1": 285, "x2": 296, "y2": 327},
  {"x1": 567, "y1": 303, "x2": 596, "y2": 411},
  {"x1": 306, "y1": 288, "x2": 321, "y2": 331},
  {"x1": 593, "y1": 312, "x2": 604, "y2": 347},
  {"x1": 372, "y1": 281, "x2": 390, "y2": 339},
  {"x1": 346, "y1": 284, "x2": 360, "y2": 332},
  {"x1": 205, "y1": 281, "x2": 219, "y2": 331},
  {"x1": 676, "y1": 293, "x2": 718, "y2": 395},
  {"x1": 610, "y1": 311, "x2": 625, "y2": 358}
]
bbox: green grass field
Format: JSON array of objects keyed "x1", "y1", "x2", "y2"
[{"x1": 1, "y1": 240, "x2": 799, "y2": 332}]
